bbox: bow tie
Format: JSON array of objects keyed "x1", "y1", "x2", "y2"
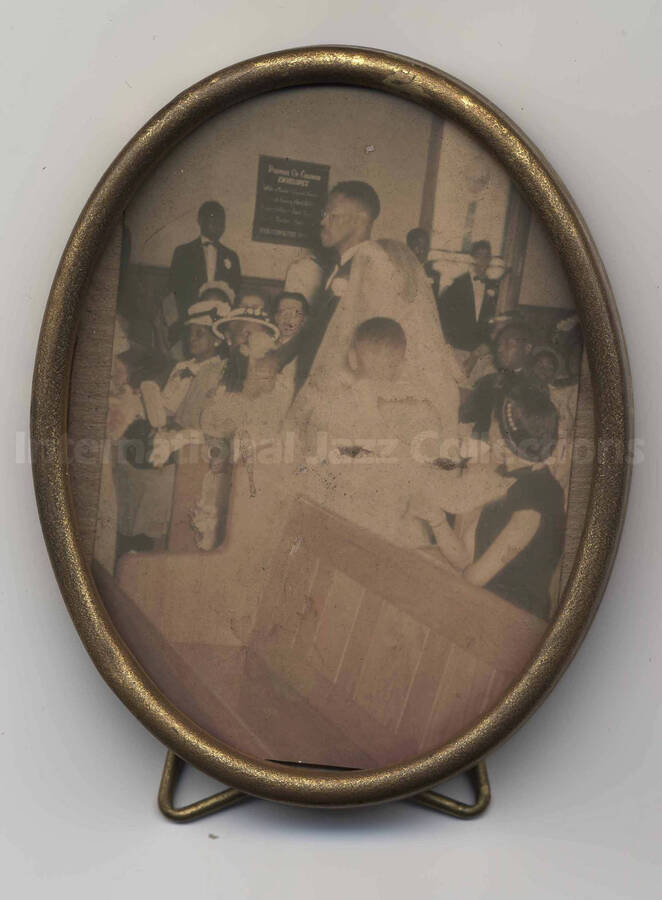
[
  {"x1": 473, "y1": 274, "x2": 485, "y2": 282},
  {"x1": 202, "y1": 239, "x2": 220, "y2": 249}
]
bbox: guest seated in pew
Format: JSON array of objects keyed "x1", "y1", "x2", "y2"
[
  {"x1": 414, "y1": 379, "x2": 564, "y2": 620},
  {"x1": 272, "y1": 291, "x2": 310, "y2": 409},
  {"x1": 459, "y1": 320, "x2": 540, "y2": 440},
  {"x1": 200, "y1": 305, "x2": 304, "y2": 444},
  {"x1": 274, "y1": 291, "x2": 309, "y2": 344},
  {"x1": 237, "y1": 289, "x2": 268, "y2": 314},
  {"x1": 136, "y1": 298, "x2": 233, "y2": 552},
  {"x1": 148, "y1": 296, "x2": 232, "y2": 431},
  {"x1": 150, "y1": 305, "x2": 286, "y2": 465},
  {"x1": 150, "y1": 307, "x2": 287, "y2": 549},
  {"x1": 463, "y1": 310, "x2": 526, "y2": 386},
  {"x1": 141, "y1": 295, "x2": 230, "y2": 447},
  {"x1": 165, "y1": 279, "x2": 235, "y2": 361}
]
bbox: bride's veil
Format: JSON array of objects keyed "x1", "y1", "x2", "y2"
[{"x1": 288, "y1": 239, "x2": 463, "y2": 436}]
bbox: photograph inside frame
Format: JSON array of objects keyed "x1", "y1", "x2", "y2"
[{"x1": 82, "y1": 86, "x2": 586, "y2": 769}]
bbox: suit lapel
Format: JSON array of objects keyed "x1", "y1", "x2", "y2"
[
  {"x1": 193, "y1": 238, "x2": 208, "y2": 284},
  {"x1": 461, "y1": 272, "x2": 478, "y2": 325},
  {"x1": 213, "y1": 242, "x2": 225, "y2": 280}
]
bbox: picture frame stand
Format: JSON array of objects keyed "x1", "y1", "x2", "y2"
[{"x1": 157, "y1": 752, "x2": 491, "y2": 822}]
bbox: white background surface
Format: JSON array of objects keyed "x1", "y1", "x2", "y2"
[{"x1": 1, "y1": 2, "x2": 660, "y2": 897}]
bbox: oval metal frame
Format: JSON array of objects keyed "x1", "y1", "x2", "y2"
[{"x1": 31, "y1": 45, "x2": 632, "y2": 808}]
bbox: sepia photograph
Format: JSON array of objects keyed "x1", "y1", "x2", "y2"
[
  {"x1": 74, "y1": 85, "x2": 586, "y2": 769},
  {"x1": 6, "y1": 1, "x2": 658, "y2": 895}
]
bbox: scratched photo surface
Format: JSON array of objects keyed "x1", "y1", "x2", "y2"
[{"x1": 85, "y1": 86, "x2": 586, "y2": 768}]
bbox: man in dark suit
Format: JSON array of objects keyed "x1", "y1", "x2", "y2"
[
  {"x1": 274, "y1": 180, "x2": 381, "y2": 391},
  {"x1": 437, "y1": 240, "x2": 500, "y2": 353},
  {"x1": 169, "y1": 201, "x2": 241, "y2": 323}
]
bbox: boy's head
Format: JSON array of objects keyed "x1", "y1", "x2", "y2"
[
  {"x1": 274, "y1": 291, "x2": 309, "y2": 342},
  {"x1": 185, "y1": 299, "x2": 229, "y2": 361},
  {"x1": 496, "y1": 378, "x2": 559, "y2": 466},
  {"x1": 494, "y1": 322, "x2": 533, "y2": 372},
  {"x1": 349, "y1": 317, "x2": 407, "y2": 382},
  {"x1": 531, "y1": 346, "x2": 562, "y2": 385},
  {"x1": 238, "y1": 290, "x2": 267, "y2": 313}
]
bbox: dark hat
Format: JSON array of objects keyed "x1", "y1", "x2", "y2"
[{"x1": 498, "y1": 378, "x2": 559, "y2": 463}]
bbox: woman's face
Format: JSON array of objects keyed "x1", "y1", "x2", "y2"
[
  {"x1": 187, "y1": 324, "x2": 218, "y2": 361},
  {"x1": 532, "y1": 353, "x2": 557, "y2": 385},
  {"x1": 495, "y1": 332, "x2": 530, "y2": 371},
  {"x1": 275, "y1": 298, "x2": 306, "y2": 342},
  {"x1": 226, "y1": 320, "x2": 275, "y2": 357}
]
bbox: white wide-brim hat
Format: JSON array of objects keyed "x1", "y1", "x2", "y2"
[
  {"x1": 197, "y1": 280, "x2": 236, "y2": 305},
  {"x1": 211, "y1": 306, "x2": 280, "y2": 341},
  {"x1": 185, "y1": 298, "x2": 233, "y2": 330}
]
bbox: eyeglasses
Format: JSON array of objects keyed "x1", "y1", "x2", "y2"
[{"x1": 321, "y1": 209, "x2": 352, "y2": 223}]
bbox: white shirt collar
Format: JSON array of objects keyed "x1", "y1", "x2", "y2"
[
  {"x1": 339, "y1": 240, "x2": 370, "y2": 267},
  {"x1": 325, "y1": 241, "x2": 369, "y2": 291}
]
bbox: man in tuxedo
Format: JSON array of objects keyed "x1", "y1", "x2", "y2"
[
  {"x1": 437, "y1": 240, "x2": 500, "y2": 353},
  {"x1": 169, "y1": 201, "x2": 241, "y2": 323},
  {"x1": 275, "y1": 180, "x2": 381, "y2": 391}
]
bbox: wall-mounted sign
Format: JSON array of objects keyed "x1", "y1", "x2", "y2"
[{"x1": 252, "y1": 155, "x2": 330, "y2": 248}]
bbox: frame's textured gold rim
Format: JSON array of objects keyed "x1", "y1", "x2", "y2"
[{"x1": 31, "y1": 45, "x2": 632, "y2": 808}]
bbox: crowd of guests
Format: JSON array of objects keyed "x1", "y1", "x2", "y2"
[{"x1": 105, "y1": 184, "x2": 583, "y2": 622}]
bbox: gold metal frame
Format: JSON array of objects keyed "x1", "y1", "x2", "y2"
[{"x1": 31, "y1": 45, "x2": 632, "y2": 810}]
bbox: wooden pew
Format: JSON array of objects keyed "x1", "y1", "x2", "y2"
[
  {"x1": 248, "y1": 497, "x2": 548, "y2": 767},
  {"x1": 114, "y1": 492, "x2": 547, "y2": 769}
]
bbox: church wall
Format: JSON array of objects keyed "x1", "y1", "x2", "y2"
[{"x1": 125, "y1": 86, "x2": 432, "y2": 282}]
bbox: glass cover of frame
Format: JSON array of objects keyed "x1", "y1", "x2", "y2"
[{"x1": 67, "y1": 85, "x2": 592, "y2": 770}]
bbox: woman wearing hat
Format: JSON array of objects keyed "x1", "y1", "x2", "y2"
[
  {"x1": 150, "y1": 305, "x2": 285, "y2": 552},
  {"x1": 140, "y1": 296, "x2": 232, "y2": 552},
  {"x1": 200, "y1": 305, "x2": 284, "y2": 425},
  {"x1": 148, "y1": 294, "x2": 230, "y2": 427},
  {"x1": 419, "y1": 379, "x2": 565, "y2": 621}
]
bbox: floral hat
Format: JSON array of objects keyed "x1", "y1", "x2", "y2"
[{"x1": 211, "y1": 306, "x2": 280, "y2": 341}]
